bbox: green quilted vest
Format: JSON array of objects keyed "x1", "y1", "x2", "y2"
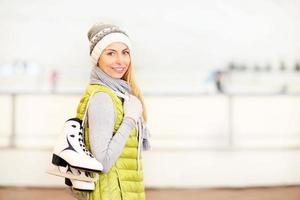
[{"x1": 76, "y1": 84, "x2": 145, "y2": 200}]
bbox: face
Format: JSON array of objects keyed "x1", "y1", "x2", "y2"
[{"x1": 98, "y1": 42, "x2": 131, "y2": 79}]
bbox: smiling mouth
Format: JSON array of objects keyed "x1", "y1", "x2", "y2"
[{"x1": 111, "y1": 67, "x2": 126, "y2": 72}]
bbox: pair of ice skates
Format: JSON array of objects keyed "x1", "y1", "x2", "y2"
[{"x1": 47, "y1": 118, "x2": 103, "y2": 191}]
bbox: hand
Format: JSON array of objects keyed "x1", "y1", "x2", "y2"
[{"x1": 123, "y1": 95, "x2": 143, "y2": 123}]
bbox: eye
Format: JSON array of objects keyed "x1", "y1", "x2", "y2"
[
  {"x1": 123, "y1": 50, "x2": 130, "y2": 55},
  {"x1": 107, "y1": 51, "x2": 115, "y2": 56}
]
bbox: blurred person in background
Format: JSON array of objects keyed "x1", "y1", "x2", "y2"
[{"x1": 74, "y1": 22, "x2": 151, "y2": 200}]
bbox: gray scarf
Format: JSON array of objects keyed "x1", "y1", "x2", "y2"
[
  {"x1": 90, "y1": 66, "x2": 131, "y2": 94},
  {"x1": 89, "y1": 66, "x2": 151, "y2": 173}
]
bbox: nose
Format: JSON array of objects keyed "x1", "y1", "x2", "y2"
[
  {"x1": 114, "y1": 53, "x2": 122, "y2": 64},
  {"x1": 116, "y1": 53, "x2": 126, "y2": 64}
]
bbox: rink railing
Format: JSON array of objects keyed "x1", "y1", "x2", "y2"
[{"x1": 1, "y1": 93, "x2": 300, "y2": 150}]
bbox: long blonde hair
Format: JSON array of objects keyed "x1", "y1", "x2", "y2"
[{"x1": 123, "y1": 63, "x2": 148, "y2": 122}]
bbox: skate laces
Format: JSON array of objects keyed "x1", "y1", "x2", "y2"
[{"x1": 78, "y1": 127, "x2": 93, "y2": 158}]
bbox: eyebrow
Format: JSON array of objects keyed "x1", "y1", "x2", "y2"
[{"x1": 105, "y1": 48, "x2": 129, "y2": 52}]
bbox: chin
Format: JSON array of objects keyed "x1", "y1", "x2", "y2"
[{"x1": 111, "y1": 73, "x2": 125, "y2": 79}]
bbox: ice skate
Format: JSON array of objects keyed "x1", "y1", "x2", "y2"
[
  {"x1": 65, "y1": 178, "x2": 95, "y2": 191},
  {"x1": 47, "y1": 163, "x2": 99, "y2": 182},
  {"x1": 51, "y1": 118, "x2": 103, "y2": 172}
]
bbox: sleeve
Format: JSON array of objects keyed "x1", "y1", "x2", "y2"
[{"x1": 87, "y1": 92, "x2": 135, "y2": 173}]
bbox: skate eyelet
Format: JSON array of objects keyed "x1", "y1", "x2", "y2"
[
  {"x1": 72, "y1": 125, "x2": 76, "y2": 128},
  {"x1": 70, "y1": 135, "x2": 75, "y2": 138}
]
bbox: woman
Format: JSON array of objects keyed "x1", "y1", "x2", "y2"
[{"x1": 75, "y1": 22, "x2": 150, "y2": 200}]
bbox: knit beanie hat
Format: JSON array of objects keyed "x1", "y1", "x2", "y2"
[{"x1": 87, "y1": 22, "x2": 132, "y2": 66}]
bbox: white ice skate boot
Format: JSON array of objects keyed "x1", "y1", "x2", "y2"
[
  {"x1": 65, "y1": 178, "x2": 95, "y2": 191},
  {"x1": 51, "y1": 118, "x2": 103, "y2": 172}
]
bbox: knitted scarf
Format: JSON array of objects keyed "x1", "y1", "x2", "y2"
[{"x1": 89, "y1": 66, "x2": 151, "y2": 155}]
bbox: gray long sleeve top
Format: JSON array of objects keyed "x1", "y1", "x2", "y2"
[{"x1": 87, "y1": 92, "x2": 135, "y2": 173}]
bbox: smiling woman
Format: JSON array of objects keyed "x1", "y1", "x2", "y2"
[{"x1": 67, "y1": 22, "x2": 151, "y2": 200}]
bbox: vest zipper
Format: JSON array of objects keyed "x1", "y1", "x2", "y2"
[{"x1": 115, "y1": 168, "x2": 124, "y2": 200}]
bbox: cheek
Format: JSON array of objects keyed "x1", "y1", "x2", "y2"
[
  {"x1": 99, "y1": 57, "x2": 112, "y2": 68},
  {"x1": 125, "y1": 56, "x2": 131, "y2": 66}
]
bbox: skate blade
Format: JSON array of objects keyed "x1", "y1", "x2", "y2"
[
  {"x1": 46, "y1": 168, "x2": 99, "y2": 182},
  {"x1": 72, "y1": 187, "x2": 94, "y2": 192}
]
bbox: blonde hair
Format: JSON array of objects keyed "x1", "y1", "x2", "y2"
[{"x1": 123, "y1": 63, "x2": 148, "y2": 122}]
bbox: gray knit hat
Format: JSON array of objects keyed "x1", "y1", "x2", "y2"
[{"x1": 87, "y1": 23, "x2": 132, "y2": 66}]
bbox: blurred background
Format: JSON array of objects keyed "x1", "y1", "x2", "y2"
[{"x1": 1, "y1": 0, "x2": 300, "y2": 199}]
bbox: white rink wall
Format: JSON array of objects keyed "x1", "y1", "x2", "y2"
[{"x1": 1, "y1": 94, "x2": 300, "y2": 188}]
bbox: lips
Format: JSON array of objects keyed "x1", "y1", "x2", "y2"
[{"x1": 111, "y1": 66, "x2": 126, "y2": 73}]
